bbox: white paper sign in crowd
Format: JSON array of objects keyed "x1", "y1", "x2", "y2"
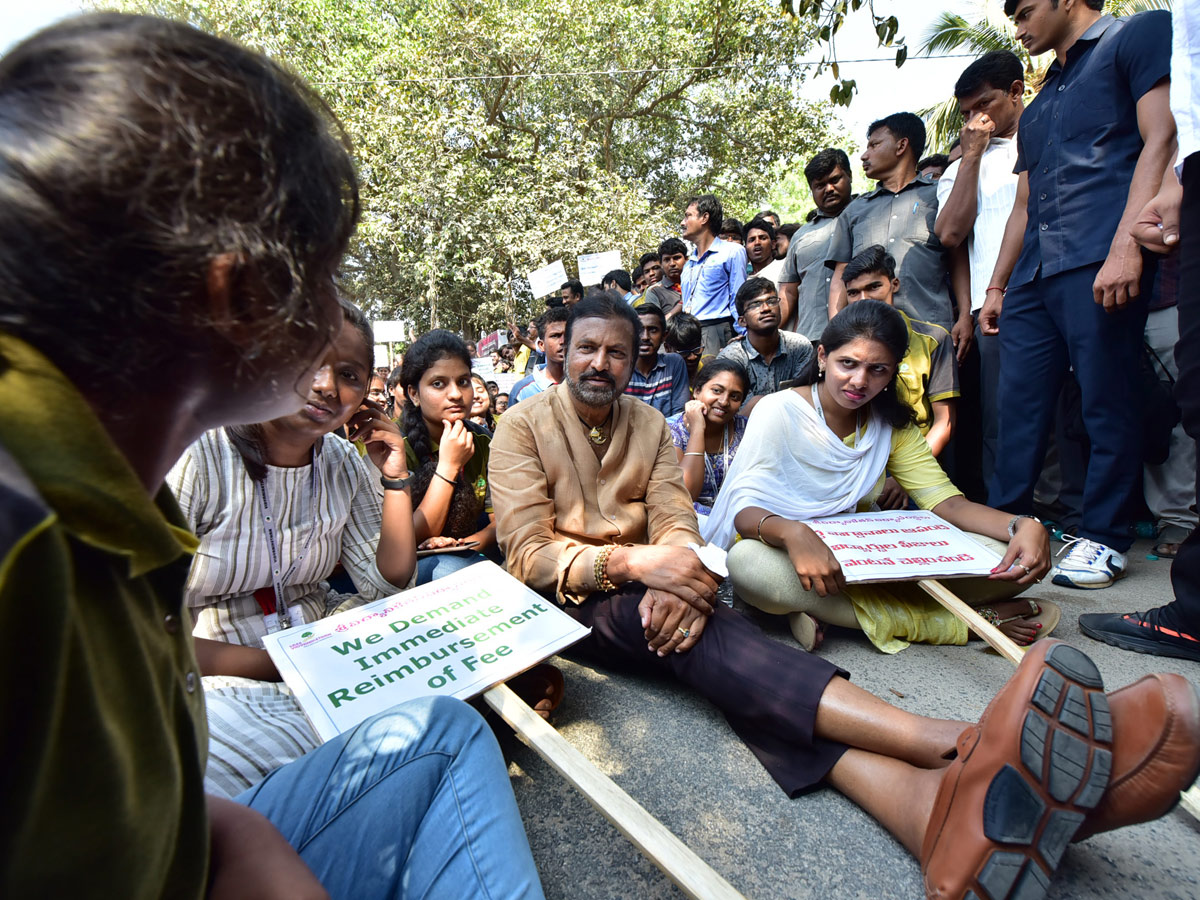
[
  {"x1": 576, "y1": 250, "x2": 623, "y2": 286},
  {"x1": 802, "y1": 509, "x2": 1004, "y2": 583},
  {"x1": 262, "y1": 561, "x2": 591, "y2": 741},
  {"x1": 527, "y1": 259, "x2": 569, "y2": 298}
]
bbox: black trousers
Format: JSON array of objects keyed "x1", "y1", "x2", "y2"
[
  {"x1": 1164, "y1": 155, "x2": 1200, "y2": 632},
  {"x1": 563, "y1": 585, "x2": 849, "y2": 797}
]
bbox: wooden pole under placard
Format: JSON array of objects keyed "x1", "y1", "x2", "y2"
[
  {"x1": 482, "y1": 684, "x2": 747, "y2": 900},
  {"x1": 918, "y1": 579, "x2": 1025, "y2": 665}
]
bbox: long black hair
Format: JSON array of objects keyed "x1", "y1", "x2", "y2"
[
  {"x1": 794, "y1": 300, "x2": 915, "y2": 430},
  {"x1": 399, "y1": 330, "x2": 482, "y2": 537},
  {"x1": 692, "y1": 358, "x2": 750, "y2": 397},
  {"x1": 226, "y1": 299, "x2": 373, "y2": 481}
]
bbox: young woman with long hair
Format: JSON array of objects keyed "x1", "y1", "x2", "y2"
[
  {"x1": 400, "y1": 330, "x2": 497, "y2": 584},
  {"x1": 705, "y1": 301, "x2": 1059, "y2": 652},
  {"x1": 667, "y1": 359, "x2": 751, "y2": 515}
]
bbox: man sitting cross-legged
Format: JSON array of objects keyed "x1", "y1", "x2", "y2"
[{"x1": 488, "y1": 291, "x2": 1200, "y2": 900}]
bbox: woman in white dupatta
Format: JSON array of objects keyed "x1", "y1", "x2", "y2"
[{"x1": 704, "y1": 302, "x2": 1057, "y2": 653}]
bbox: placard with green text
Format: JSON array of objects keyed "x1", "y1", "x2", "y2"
[{"x1": 262, "y1": 561, "x2": 591, "y2": 741}]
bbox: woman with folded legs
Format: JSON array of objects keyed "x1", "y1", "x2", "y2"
[{"x1": 705, "y1": 301, "x2": 1060, "y2": 653}]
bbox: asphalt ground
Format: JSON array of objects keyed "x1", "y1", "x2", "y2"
[{"x1": 500, "y1": 538, "x2": 1200, "y2": 900}]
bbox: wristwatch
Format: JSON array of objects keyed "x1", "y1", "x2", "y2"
[
  {"x1": 380, "y1": 471, "x2": 414, "y2": 491},
  {"x1": 1007, "y1": 514, "x2": 1041, "y2": 538}
]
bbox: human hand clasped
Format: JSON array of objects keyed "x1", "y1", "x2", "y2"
[{"x1": 638, "y1": 589, "x2": 709, "y2": 656}]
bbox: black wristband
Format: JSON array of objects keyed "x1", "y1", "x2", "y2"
[{"x1": 380, "y1": 472, "x2": 413, "y2": 491}]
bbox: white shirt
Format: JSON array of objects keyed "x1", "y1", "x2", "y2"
[
  {"x1": 748, "y1": 256, "x2": 785, "y2": 288},
  {"x1": 936, "y1": 137, "x2": 1019, "y2": 312},
  {"x1": 1172, "y1": 1, "x2": 1200, "y2": 172}
]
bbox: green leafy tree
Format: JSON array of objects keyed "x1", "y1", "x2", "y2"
[{"x1": 100, "y1": 0, "x2": 844, "y2": 335}]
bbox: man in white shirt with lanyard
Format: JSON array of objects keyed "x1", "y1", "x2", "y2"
[{"x1": 935, "y1": 50, "x2": 1025, "y2": 491}]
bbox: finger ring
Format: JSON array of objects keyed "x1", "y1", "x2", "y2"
[
  {"x1": 677, "y1": 627, "x2": 690, "y2": 637},
  {"x1": 1019, "y1": 564, "x2": 1031, "y2": 575}
]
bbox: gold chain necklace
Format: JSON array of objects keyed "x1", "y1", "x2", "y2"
[{"x1": 579, "y1": 409, "x2": 613, "y2": 445}]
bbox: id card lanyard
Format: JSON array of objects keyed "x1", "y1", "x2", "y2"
[{"x1": 254, "y1": 445, "x2": 321, "y2": 632}]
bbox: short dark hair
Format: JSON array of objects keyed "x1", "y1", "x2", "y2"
[
  {"x1": 867, "y1": 112, "x2": 926, "y2": 163},
  {"x1": 637, "y1": 303, "x2": 666, "y2": 331},
  {"x1": 955, "y1": 50, "x2": 1025, "y2": 99},
  {"x1": 638, "y1": 251, "x2": 660, "y2": 268},
  {"x1": 804, "y1": 148, "x2": 852, "y2": 185},
  {"x1": 564, "y1": 289, "x2": 643, "y2": 355},
  {"x1": 734, "y1": 276, "x2": 778, "y2": 317},
  {"x1": 843, "y1": 245, "x2": 897, "y2": 286},
  {"x1": 561, "y1": 279, "x2": 584, "y2": 300},
  {"x1": 720, "y1": 217, "x2": 744, "y2": 237},
  {"x1": 743, "y1": 217, "x2": 777, "y2": 244},
  {"x1": 686, "y1": 194, "x2": 723, "y2": 236},
  {"x1": 779, "y1": 223, "x2": 801, "y2": 238},
  {"x1": 918, "y1": 154, "x2": 950, "y2": 173},
  {"x1": 0, "y1": 13, "x2": 359, "y2": 393},
  {"x1": 658, "y1": 237, "x2": 688, "y2": 258},
  {"x1": 602, "y1": 269, "x2": 632, "y2": 292},
  {"x1": 757, "y1": 210, "x2": 781, "y2": 225},
  {"x1": 665, "y1": 312, "x2": 702, "y2": 354},
  {"x1": 1004, "y1": 0, "x2": 1100, "y2": 16},
  {"x1": 631, "y1": 265, "x2": 644, "y2": 283},
  {"x1": 536, "y1": 305, "x2": 570, "y2": 334}
]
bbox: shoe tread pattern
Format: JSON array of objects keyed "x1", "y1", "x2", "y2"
[{"x1": 971, "y1": 645, "x2": 1111, "y2": 900}]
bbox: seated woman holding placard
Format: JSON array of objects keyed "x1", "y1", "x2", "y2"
[{"x1": 703, "y1": 301, "x2": 1060, "y2": 653}]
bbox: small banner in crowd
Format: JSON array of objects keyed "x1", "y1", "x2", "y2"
[
  {"x1": 802, "y1": 509, "x2": 1004, "y2": 583},
  {"x1": 576, "y1": 250, "x2": 623, "y2": 286},
  {"x1": 527, "y1": 259, "x2": 569, "y2": 298},
  {"x1": 263, "y1": 561, "x2": 591, "y2": 741},
  {"x1": 477, "y1": 329, "x2": 505, "y2": 357}
]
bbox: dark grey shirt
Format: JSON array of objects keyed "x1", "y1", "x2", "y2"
[
  {"x1": 716, "y1": 330, "x2": 814, "y2": 398},
  {"x1": 780, "y1": 211, "x2": 840, "y2": 341},
  {"x1": 825, "y1": 177, "x2": 954, "y2": 331}
]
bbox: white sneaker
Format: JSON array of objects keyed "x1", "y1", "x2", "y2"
[{"x1": 1050, "y1": 537, "x2": 1127, "y2": 589}]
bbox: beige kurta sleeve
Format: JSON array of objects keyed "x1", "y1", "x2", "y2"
[
  {"x1": 489, "y1": 404, "x2": 602, "y2": 605},
  {"x1": 644, "y1": 418, "x2": 704, "y2": 547}
]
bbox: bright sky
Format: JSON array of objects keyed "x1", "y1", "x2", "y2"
[
  {"x1": 0, "y1": 0, "x2": 82, "y2": 54},
  {"x1": 801, "y1": 0, "x2": 984, "y2": 154}
]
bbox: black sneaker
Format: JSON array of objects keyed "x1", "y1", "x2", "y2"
[{"x1": 1079, "y1": 608, "x2": 1200, "y2": 662}]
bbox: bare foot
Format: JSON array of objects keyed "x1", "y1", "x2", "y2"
[{"x1": 977, "y1": 599, "x2": 1040, "y2": 645}]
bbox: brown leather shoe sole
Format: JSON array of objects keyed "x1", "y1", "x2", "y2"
[
  {"x1": 1075, "y1": 673, "x2": 1200, "y2": 842},
  {"x1": 923, "y1": 642, "x2": 1113, "y2": 900}
]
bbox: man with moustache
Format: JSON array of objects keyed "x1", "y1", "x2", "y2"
[
  {"x1": 826, "y1": 114, "x2": 955, "y2": 334},
  {"x1": 487, "y1": 290, "x2": 1200, "y2": 898},
  {"x1": 779, "y1": 148, "x2": 854, "y2": 339}
]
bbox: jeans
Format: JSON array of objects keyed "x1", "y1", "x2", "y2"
[
  {"x1": 237, "y1": 696, "x2": 544, "y2": 900},
  {"x1": 990, "y1": 261, "x2": 1152, "y2": 551},
  {"x1": 416, "y1": 549, "x2": 488, "y2": 585},
  {"x1": 1143, "y1": 305, "x2": 1197, "y2": 534}
]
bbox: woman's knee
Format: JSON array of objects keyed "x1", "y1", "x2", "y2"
[{"x1": 728, "y1": 539, "x2": 808, "y2": 614}]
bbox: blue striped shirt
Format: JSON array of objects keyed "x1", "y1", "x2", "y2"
[
  {"x1": 681, "y1": 236, "x2": 747, "y2": 322},
  {"x1": 623, "y1": 352, "x2": 690, "y2": 417}
]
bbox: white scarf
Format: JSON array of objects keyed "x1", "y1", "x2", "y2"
[{"x1": 702, "y1": 388, "x2": 893, "y2": 548}]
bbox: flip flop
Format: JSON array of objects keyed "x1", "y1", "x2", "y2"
[
  {"x1": 1153, "y1": 525, "x2": 1191, "y2": 559},
  {"x1": 976, "y1": 599, "x2": 1061, "y2": 646}
]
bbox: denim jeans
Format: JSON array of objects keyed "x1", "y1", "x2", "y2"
[
  {"x1": 236, "y1": 696, "x2": 544, "y2": 900},
  {"x1": 416, "y1": 549, "x2": 487, "y2": 585}
]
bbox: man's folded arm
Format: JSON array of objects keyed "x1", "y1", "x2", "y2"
[{"x1": 489, "y1": 414, "x2": 598, "y2": 605}]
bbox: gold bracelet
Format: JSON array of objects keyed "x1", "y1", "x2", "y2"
[
  {"x1": 594, "y1": 545, "x2": 618, "y2": 592},
  {"x1": 756, "y1": 512, "x2": 782, "y2": 544}
]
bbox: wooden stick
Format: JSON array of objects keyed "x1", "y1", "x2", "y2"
[
  {"x1": 918, "y1": 578, "x2": 1025, "y2": 666},
  {"x1": 482, "y1": 684, "x2": 746, "y2": 900},
  {"x1": 1180, "y1": 783, "x2": 1200, "y2": 822}
]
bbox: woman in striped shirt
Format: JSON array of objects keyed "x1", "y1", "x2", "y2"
[{"x1": 169, "y1": 300, "x2": 418, "y2": 649}]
